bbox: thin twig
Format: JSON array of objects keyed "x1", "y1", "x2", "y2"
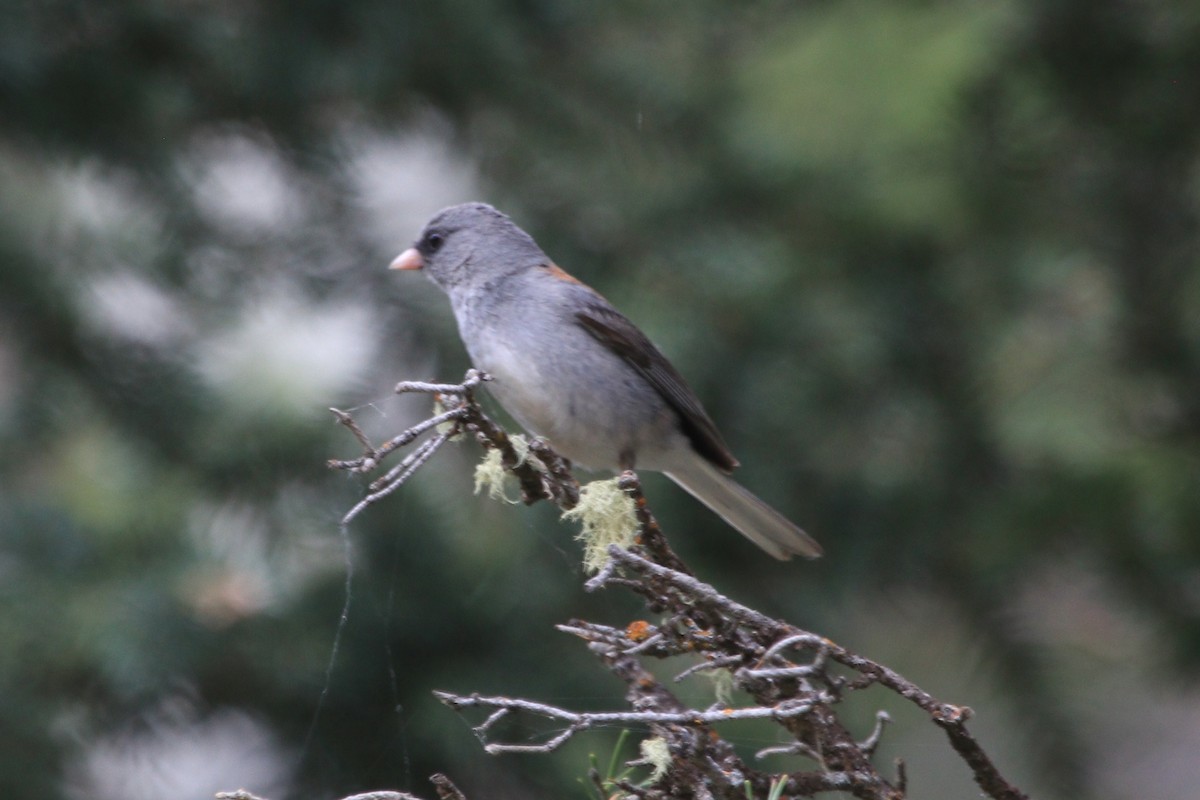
[
  {"x1": 327, "y1": 371, "x2": 1030, "y2": 800},
  {"x1": 428, "y1": 774, "x2": 467, "y2": 800},
  {"x1": 674, "y1": 654, "x2": 743, "y2": 682},
  {"x1": 433, "y1": 691, "x2": 816, "y2": 754},
  {"x1": 339, "y1": 430, "x2": 455, "y2": 527}
]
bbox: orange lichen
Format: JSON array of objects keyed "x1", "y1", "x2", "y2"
[{"x1": 626, "y1": 619, "x2": 653, "y2": 642}]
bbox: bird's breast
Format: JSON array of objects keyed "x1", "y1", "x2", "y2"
[{"x1": 459, "y1": 308, "x2": 679, "y2": 471}]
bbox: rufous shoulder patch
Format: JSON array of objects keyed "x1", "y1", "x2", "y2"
[{"x1": 545, "y1": 262, "x2": 584, "y2": 285}]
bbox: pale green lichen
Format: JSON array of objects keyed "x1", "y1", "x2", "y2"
[
  {"x1": 432, "y1": 398, "x2": 462, "y2": 439},
  {"x1": 472, "y1": 434, "x2": 530, "y2": 504},
  {"x1": 562, "y1": 478, "x2": 638, "y2": 573},
  {"x1": 708, "y1": 668, "x2": 735, "y2": 708},
  {"x1": 639, "y1": 736, "x2": 672, "y2": 783}
]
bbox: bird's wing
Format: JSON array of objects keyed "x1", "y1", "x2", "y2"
[{"x1": 571, "y1": 289, "x2": 739, "y2": 473}]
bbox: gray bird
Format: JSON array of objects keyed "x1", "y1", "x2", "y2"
[{"x1": 391, "y1": 202, "x2": 821, "y2": 560}]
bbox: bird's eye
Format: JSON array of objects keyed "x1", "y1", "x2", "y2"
[{"x1": 426, "y1": 232, "x2": 445, "y2": 252}]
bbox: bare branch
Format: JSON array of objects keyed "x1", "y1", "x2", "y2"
[
  {"x1": 328, "y1": 371, "x2": 1030, "y2": 800},
  {"x1": 673, "y1": 654, "x2": 743, "y2": 682},
  {"x1": 394, "y1": 369, "x2": 489, "y2": 396},
  {"x1": 218, "y1": 777, "x2": 460, "y2": 800},
  {"x1": 428, "y1": 774, "x2": 467, "y2": 800},
  {"x1": 338, "y1": 430, "x2": 456, "y2": 528},
  {"x1": 433, "y1": 690, "x2": 818, "y2": 755},
  {"x1": 859, "y1": 712, "x2": 892, "y2": 757}
]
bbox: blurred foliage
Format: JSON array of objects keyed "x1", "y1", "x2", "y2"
[{"x1": 1, "y1": 1, "x2": 1199, "y2": 799}]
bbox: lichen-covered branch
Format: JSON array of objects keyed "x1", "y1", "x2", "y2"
[{"x1": 326, "y1": 371, "x2": 1030, "y2": 800}]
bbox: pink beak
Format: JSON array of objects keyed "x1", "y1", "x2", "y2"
[{"x1": 389, "y1": 248, "x2": 424, "y2": 271}]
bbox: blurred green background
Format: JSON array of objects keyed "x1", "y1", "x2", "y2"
[{"x1": 2, "y1": 1, "x2": 1199, "y2": 798}]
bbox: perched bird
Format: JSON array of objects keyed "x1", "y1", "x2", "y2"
[{"x1": 391, "y1": 203, "x2": 821, "y2": 560}]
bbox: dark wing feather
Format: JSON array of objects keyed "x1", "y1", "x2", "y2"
[{"x1": 573, "y1": 297, "x2": 739, "y2": 472}]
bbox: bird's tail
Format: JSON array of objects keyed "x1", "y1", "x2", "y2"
[{"x1": 665, "y1": 460, "x2": 822, "y2": 560}]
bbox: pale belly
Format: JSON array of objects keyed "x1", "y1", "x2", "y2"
[{"x1": 469, "y1": 335, "x2": 681, "y2": 471}]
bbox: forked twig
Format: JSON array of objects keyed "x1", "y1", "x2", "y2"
[{"x1": 324, "y1": 370, "x2": 1029, "y2": 800}]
